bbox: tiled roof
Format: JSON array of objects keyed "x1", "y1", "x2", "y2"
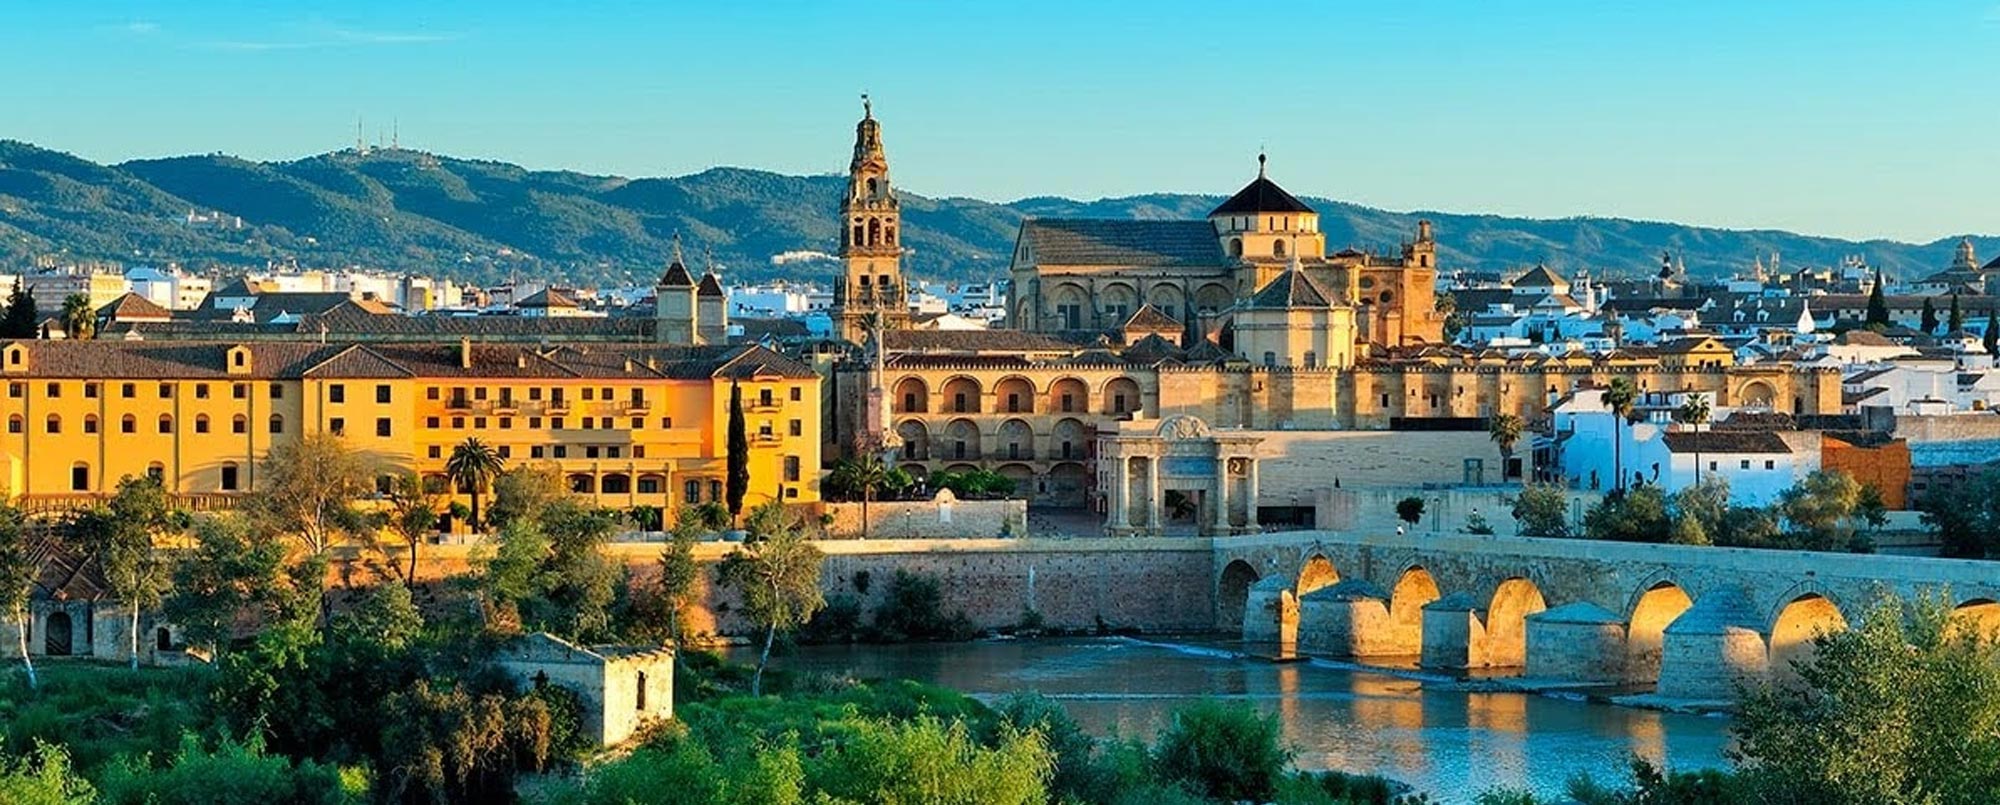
[
  {"x1": 4, "y1": 341, "x2": 345, "y2": 379},
  {"x1": 659, "y1": 260, "x2": 695, "y2": 288},
  {"x1": 1716, "y1": 411, "x2": 1796, "y2": 431},
  {"x1": 517, "y1": 288, "x2": 580, "y2": 309},
  {"x1": 1662, "y1": 431, "x2": 1791, "y2": 454},
  {"x1": 696, "y1": 274, "x2": 725, "y2": 298},
  {"x1": 191, "y1": 291, "x2": 356, "y2": 322},
  {"x1": 1121, "y1": 304, "x2": 1182, "y2": 332},
  {"x1": 883, "y1": 329, "x2": 1079, "y2": 354},
  {"x1": 0, "y1": 340, "x2": 812, "y2": 381},
  {"x1": 1838, "y1": 330, "x2": 1895, "y2": 346},
  {"x1": 1208, "y1": 174, "x2": 1315, "y2": 216},
  {"x1": 96, "y1": 292, "x2": 172, "y2": 321},
  {"x1": 1018, "y1": 219, "x2": 1223, "y2": 268},
  {"x1": 1248, "y1": 270, "x2": 1332, "y2": 308},
  {"x1": 1513, "y1": 265, "x2": 1567, "y2": 288}
]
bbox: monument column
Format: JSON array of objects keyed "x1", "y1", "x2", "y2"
[
  {"x1": 1211, "y1": 459, "x2": 1231, "y2": 534},
  {"x1": 1145, "y1": 455, "x2": 1161, "y2": 533},
  {"x1": 1246, "y1": 458, "x2": 1260, "y2": 529},
  {"x1": 1107, "y1": 455, "x2": 1129, "y2": 530}
]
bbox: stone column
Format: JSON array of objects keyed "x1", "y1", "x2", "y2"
[
  {"x1": 1245, "y1": 459, "x2": 1260, "y2": 529},
  {"x1": 1145, "y1": 455, "x2": 1161, "y2": 533},
  {"x1": 1211, "y1": 460, "x2": 1230, "y2": 534},
  {"x1": 1107, "y1": 455, "x2": 1129, "y2": 530}
]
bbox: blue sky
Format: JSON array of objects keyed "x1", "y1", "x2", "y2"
[{"x1": 2, "y1": 1, "x2": 1996, "y2": 242}]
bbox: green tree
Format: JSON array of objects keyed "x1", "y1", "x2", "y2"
[
  {"x1": 377, "y1": 680, "x2": 554, "y2": 803},
  {"x1": 486, "y1": 462, "x2": 570, "y2": 531},
  {"x1": 81, "y1": 476, "x2": 178, "y2": 669},
  {"x1": 657, "y1": 508, "x2": 707, "y2": 659},
  {"x1": 726, "y1": 381, "x2": 750, "y2": 523},
  {"x1": 1510, "y1": 483, "x2": 1570, "y2": 537},
  {"x1": 445, "y1": 437, "x2": 505, "y2": 533},
  {"x1": 1487, "y1": 412, "x2": 1525, "y2": 485},
  {"x1": 0, "y1": 505, "x2": 41, "y2": 688},
  {"x1": 57, "y1": 293, "x2": 94, "y2": 340},
  {"x1": 377, "y1": 473, "x2": 439, "y2": 588},
  {"x1": 0, "y1": 740, "x2": 95, "y2": 804},
  {"x1": 1920, "y1": 296, "x2": 1939, "y2": 334},
  {"x1": 1583, "y1": 485, "x2": 1670, "y2": 542},
  {"x1": 1865, "y1": 268, "x2": 1890, "y2": 328},
  {"x1": 1151, "y1": 700, "x2": 1290, "y2": 803},
  {"x1": 1674, "y1": 392, "x2": 1711, "y2": 485},
  {"x1": 1602, "y1": 377, "x2": 1639, "y2": 492},
  {"x1": 827, "y1": 453, "x2": 904, "y2": 538},
  {"x1": 1986, "y1": 307, "x2": 1999, "y2": 357},
  {"x1": 1949, "y1": 292, "x2": 1965, "y2": 332},
  {"x1": 1, "y1": 283, "x2": 38, "y2": 340},
  {"x1": 1918, "y1": 468, "x2": 2000, "y2": 558},
  {"x1": 164, "y1": 515, "x2": 308, "y2": 655},
  {"x1": 244, "y1": 431, "x2": 373, "y2": 557},
  {"x1": 716, "y1": 502, "x2": 826, "y2": 696},
  {"x1": 811, "y1": 715, "x2": 1051, "y2": 805},
  {"x1": 1733, "y1": 594, "x2": 2000, "y2": 804},
  {"x1": 1777, "y1": 469, "x2": 1863, "y2": 551},
  {"x1": 1394, "y1": 496, "x2": 1425, "y2": 528},
  {"x1": 1669, "y1": 476, "x2": 1731, "y2": 548}
]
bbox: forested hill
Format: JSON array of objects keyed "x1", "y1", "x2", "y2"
[{"x1": 0, "y1": 139, "x2": 1987, "y2": 286}]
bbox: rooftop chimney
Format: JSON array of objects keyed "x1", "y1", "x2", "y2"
[{"x1": 459, "y1": 337, "x2": 472, "y2": 369}]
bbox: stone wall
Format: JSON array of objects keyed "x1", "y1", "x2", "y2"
[
  {"x1": 821, "y1": 492, "x2": 1027, "y2": 539},
  {"x1": 1253, "y1": 431, "x2": 1502, "y2": 499}
]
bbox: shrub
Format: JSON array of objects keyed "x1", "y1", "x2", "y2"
[
  {"x1": 1511, "y1": 483, "x2": 1570, "y2": 537},
  {"x1": 1150, "y1": 700, "x2": 1290, "y2": 802},
  {"x1": 869, "y1": 570, "x2": 976, "y2": 642},
  {"x1": 807, "y1": 715, "x2": 1050, "y2": 805},
  {"x1": 95, "y1": 733, "x2": 352, "y2": 805},
  {"x1": 0, "y1": 740, "x2": 95, "y2": 805}
]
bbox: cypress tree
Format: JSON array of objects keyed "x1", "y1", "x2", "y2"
[
  {"x1": 725, "y1": 380, "x2": 749, "y2": 523},
  {"x1": 1986, "y1": 307, "x2": 1998, "y2": 357},
  {"x1": 1950, "y1": 293, "x2": 1965, "y2": 333},
  {"x1": 1920, "y1": 297, "x2": 1938, "y2": 334},
  {"x1": 1864, "y1": 269, "x2": 1890, "y2": 328},
  {"x1": 0, "y1": 284, "x2": 37, "y2": 339}
]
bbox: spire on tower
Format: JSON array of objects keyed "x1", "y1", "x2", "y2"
[
  {"x1": 862, "y1": 91, "x2": 871, "y2": 119},
  {"x1": 1257, "y1": 150, "x2": 1267, "y2": 179},
  {"x1": 671, "y1": 232, "x2": 683, "y2": 264}
]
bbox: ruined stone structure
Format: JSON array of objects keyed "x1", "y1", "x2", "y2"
[
  {"x1": 494, "y1": 632, "x2": 675, "y2": 747},
  {"x1": 1216, "y1": 531, "x2": 2000, "y2": 703}
]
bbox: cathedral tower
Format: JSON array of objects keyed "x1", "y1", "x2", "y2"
[{"x1": 832, "y1": 96, "x2": 909, "y2": 343}]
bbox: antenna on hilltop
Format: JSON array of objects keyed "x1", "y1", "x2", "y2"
[
  {"x1": 355, "y1": 116, "x2": 364, "y2": 152},
  {"x1": 393, "y1": 119, "x2": 399, "y2": 150}
]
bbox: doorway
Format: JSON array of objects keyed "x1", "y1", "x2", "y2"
[{"x1": 44, "y1": 611, "x2": 72, "y2": 656}]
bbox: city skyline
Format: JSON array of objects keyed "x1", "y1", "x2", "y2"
[{"x1": 3, "y1": 1, "x2": 1997, "y2": 243}]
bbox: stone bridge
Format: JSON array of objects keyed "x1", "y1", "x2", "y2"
[{"x1": 1214, "y1": 531, "x2": 2000, "y2": 703}]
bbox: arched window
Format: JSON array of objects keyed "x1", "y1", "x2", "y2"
[
  {"x1": 69, "y1": 462, "x2": 89, "y2": 491},
  {"x1": 5, "y1": 414, "x2": 19, "y2": 434},
  {"x1": 194, "y1": 414, "x2": 210, "y2": 434},
  {"x1": 852, "y1": 221, "x2": 864, "y2": 247},
  {"x1": 232, "y1": 414, "x2": 247, "y2": 434},
  {"x1": 145, "y1": 462, "x2": 164, "y2": 482},
  {"x1": 1273, "y1": 239, "x2": 1287, "y2": 258},
  {"x1": 83, "y1": 415, "x2": 98, "y2": 434},
  {"x1": 158, "y1": 414, "x2": 173, "y2": 434},
  {"x1": 121, "y1": 414, "x2": 136, "y2": 434},
  {"x1": 866, "y1": 177, "x2": 878, "y2": 197},
  {"x1": 269, "y1": 414, "x2": 285, "y2": 434},
  {"x1": 868, "y1": 218, "x2": 881, "y2": 247},
  {"x1": 1229, "y1": 238, "x2": 1243, "y2": 258},
  {"x1": 45, "y1": 414, "x2": 60, "y2": 434}
]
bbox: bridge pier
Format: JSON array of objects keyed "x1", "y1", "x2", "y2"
[
  {"x1": 1298, "y1": 581, "x2": 1403, "y2": 658},
  {"x1": 1656, "y1": 593, "x2": 1767, "y2": 702},
  {"x1": 1243, "y1": 576, "x2": 1295, "y2": 645},
  {"x1": 1419, "y1": 593, "x2": 1490, "y2": 669},
  {"x1": 1524, "y1": 602, "x2": 1627, "y2": 684}
]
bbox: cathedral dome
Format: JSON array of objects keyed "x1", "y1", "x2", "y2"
[{"x1": 1209, "y1": 154, "x2": 1315, "y2": 217}]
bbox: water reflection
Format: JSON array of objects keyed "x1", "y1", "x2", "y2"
[{"x1": 755, "y1": 638, "x2": 1732, "y2": 804}]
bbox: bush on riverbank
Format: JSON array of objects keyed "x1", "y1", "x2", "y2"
[{"x1": 798, "y1": 569, "x2": 977, "y2": 644}]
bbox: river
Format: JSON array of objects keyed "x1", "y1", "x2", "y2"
[{"x1": 759, "y1": 637, "x2": 1733, "y2": 804}]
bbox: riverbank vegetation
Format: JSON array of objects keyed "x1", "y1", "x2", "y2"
[{"x1": 1510, "y1": 468, "x2": 1887, "y2": 551}]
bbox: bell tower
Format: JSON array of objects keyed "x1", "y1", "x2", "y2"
[{"x1": 833, "y1": 95, "x2": 909, "y2": 343}]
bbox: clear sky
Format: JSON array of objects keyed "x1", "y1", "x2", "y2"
[{"x1": 2, "y1": 1, "x2": 1995, "y2": 242}]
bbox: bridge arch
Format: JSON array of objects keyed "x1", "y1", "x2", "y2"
[
  {"x1": 1217, "y1": 559, "x2": 1261, "y2": 633},
  {"x1": 1388, "y1": 565, "x2": 1442, "y2": 656},
  {"x1": 1484, "y1": 577, "x2": 1548, "y2": 668},
  {"x1": 1768, "y1": 587, "x2": 1847, "y2": 687},
  {"x1": 1624, "y1": 579, "x2": 1695, "y2": 684},
  {"x1": 1298, "y1": 554, "x2": 1339, "y2": 597}
]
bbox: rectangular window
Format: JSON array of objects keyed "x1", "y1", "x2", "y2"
[
  {"x1": 376, "y1": 418, "x2": 392, "y2": 438},
  {"x1": 193, "y1": 383, "x2": 208, "y2": 399},
  {"x1": 600, "y1": 387, "x2": 611, "y2": 401},
  {"x1": 581, "y1": 388, "x2": 595, "y2": 401},
  {"x1": 270, "y1": 383, "x2": 284, "y2": 399},
  {"x1": 498, "y1": 445, "x2": 511, "y2": 459},
  {"x1": 428, "y1": 445, "x2": 442, "y2": 459},
  {"x1": 45, "y1": 382, "x2": 59, "y2": 398},
  {"x1": 1764, "y1": 460, "x2": 1776, "y2": 470},
  {"x1": 1740, "y1": 460, "x2": 1751, "y2": 470},
  {"x1": 790, "y1": 419, "x2": 803, "y2": 437},
  {"x1": 84, "y1": 383, "x2": 98, "y2": 399},
  {"x1": 427, "y1": 387, "x2": 441, "y2": 400},
  {"x1": 551, "y1": 417, "x2": 565, "y2": 430},
  {"x1": 452, "y1": 417, "x2": 465, "y2": 429},
  {"x1": 660, "y1": 417, "x2": 672, "y2": 429},
  {"x1": 632, "y1": 445, "x2": 646, "y2": 459},
  {"x1": 531, "y1": 446, "x2": 545, "y2": 459},
  {"x1": 529, "y1": 417, "x2": 543, "y2": 429},
  {"x1": 232, "y1": 383, "x2": 247, "y2": 399},
  {"x1": 426, "y1": 417, "x2": 440, "y2": 428},
  {"x1": 585, "y1": 446, "x2": 600, "y2": 459},
  {"x1": 220, "y1": 465, "x2": 239, "y2": 491},
  {"x1": 474, "y1": 417, "x2": 487, "y2": 429},
  {"x1": 760, "y1": 388, "x2": 774, "y2": 407},
  {"x1": 232, "y1": 417, "x2": 246, "y2": 434},
  {"x1": 71, "y1": 465, "x2": 89, "y2": 492},
  {"x1": 790, "y1": 387, "x2": 802, "y2": 402},
  {"x1": 329, "y1": 384, "x2": 345, "y2": 403},
  {"x1": 1060, "y1": 394, "x2": 1074, "y2": 413},
  {"x1": 529, "y1": 387, "x2": 543, "y2": 401},
  {"x1": 500, "y1": 417, "x2": 513, "y2": 429},
  {"x1": 581, "y1": 417, "x2": 594, "y2": 429},
  {"x1": 376, "y1": 385, "x2": 391, "y2": 403},
  {"x1": 4, "y1": 382, "x2": 17, "y2": 398},
  {"x1": 759, "y1": 422, "x2": 773, "y2": 438},
  {"x1": 330, "y1": 417, "x2": 346, "y2": 435},
  {"x1": 474, "y1": 387, "x2": 488, "y2": 401},
  {"x1": 123, "y1": 382, "x2": 137, "y2": 398},
  {"x1": 631, "y1": 417, "x2": 644, "y2": 429},
  {"x1": 607, "y1": 446, "x2": 622, "y2": 459},
  {"x1": 553, "y1": 445, "x2": 567, "y2": 458},
  {"x1": 784, "y1": 456, "x2": 801, "y2": 483}
]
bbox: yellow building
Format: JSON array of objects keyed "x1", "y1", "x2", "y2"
[{"x1": 0, "y1": 339, "x2": 821, "y2": 517}]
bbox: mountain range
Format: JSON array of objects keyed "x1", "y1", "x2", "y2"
[{"x1": 0, "y1": 139, "x2": 1988, "y2": 288}]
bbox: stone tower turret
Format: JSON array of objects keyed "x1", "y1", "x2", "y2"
[
  {"x1": 654, "y1": 234, "x2": 697, "y2": 344},
  {"x1": 832, "y1": 95, "x2": 909, "y2": 343}
]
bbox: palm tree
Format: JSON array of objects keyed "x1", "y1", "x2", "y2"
[
  {"x1": 58, "y1": 293, "x2": 93, "y2": 340},
  {"x1": 1487, "y1": 413, "x2": 1525, "y2": 485},
  {"x1": 1675, "y1": 393, "x2": 1712, "y2": 486},
  {"x1": 1602, "y1": 377, "x2": 1639, "y2": 493},
  {"x1": 834, "y1": 454, "x2": 894, "y2": 539},
  {"x1": 445, "y1": 438, "x2": 504, "y2": 533}
]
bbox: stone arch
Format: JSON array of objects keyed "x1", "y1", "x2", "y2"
[
  {"x1": 1195, "y1": 283, "x2": 1234, "y2": 317},
  {"x1": 1951, "y1": 598, "x2": 2000, "y2": 641},
  {"x1": 1101, "y1": 282, "x2": 1138, "y2": 318},
  {"x1": 1228, "y1": 238, "x2": 1244, "y2": 259},
  {"x1": 1049, "y1": 377, "x2": 1089, "y2": 414},
  {"x1": 943, "y1": 463, "x2": 981, "y2": 476},
  {"x1": 994, "y1": 462, "x2": 1034, "y2": 492},
  {"x1": 940, "y1": 376, "x2": 982, "y2": 414},
  {"x1": 996, "y1": 418, "x2": 1035, "y2": 461},
  {"x1": 1484, "y1": 577, "x2": 1549, "y2": 668},
  {"x1": 601, "y1": 473, "x2": 631, "y2": 494},
  {"x1": 1219, "y1": 559, "x2": 1261, "y2": 633},
  {"x1": 1050, "y1": 417, "x2": 1089, "y2": 462},
  {"x1": 1388, "y1": 565, "x2": 1443, "y2": 656},
  {"x1": 1737, "y1": 379, "x2": 1777, "y2": 409},
  {"x1": 1102, "y1": 376, "x2": 1142, "y2": 416},
  {"x1": 1624, "y1": 580, "x2": 1695, "y2": 684},
  {"x1": 895, "y1": 419, "x2": 930, "y2": 461},
  {"x1": 568, "y1": 473, "x2": 596, "y2": 494},
  {"x1": 1050, "y1": 283, "x2": 1088, "y2": 328},
  {"x1": 994, "y1": 375, "x2": 1036, "y2": 414},
  {"x1": 1768, "y1": 590, "x2": 1847, "y2": 687},
  {"x1": 1297, "y1": 554, "x2": 1339, "y2": 597},
  {"x1": 942, "y1": 418, "x2": 981, "y2": 461},
  {"x1": 893, "y1": 376, "x2": 929, "y2": 413},
  {"x1": 1147, "y1": 284, "x2": 1187, "y2": 320},
  {"x1": 1045, "y1": 461, "x2": 1089, "y2": 506}
]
